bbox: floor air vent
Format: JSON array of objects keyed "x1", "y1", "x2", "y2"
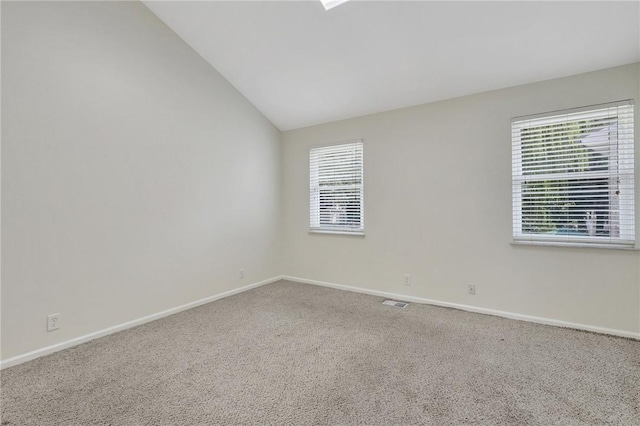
[{"x1": 382, "y1": 299, "x2": 409, "y2": 308}]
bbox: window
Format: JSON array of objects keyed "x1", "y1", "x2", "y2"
[
  {"x1": 512, "y1": 100, "x2": 634, "y2": 248},
  {"x1": 310, "y1": 140, "x2": 364, "y2": 235}
]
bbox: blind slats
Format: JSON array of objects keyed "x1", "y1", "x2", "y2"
[
  {"x1": 512, "y1": 101, "x2": 634, "y2": 247},
  {"x1": 310, "y1": 141, "x2": 364, "y2": 233}
]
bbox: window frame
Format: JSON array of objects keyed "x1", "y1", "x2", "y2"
[
  {"x1": 511, "y1": 100, "x2": 635, "y2": 249},
  {"x1": 309, "y1": 140, "x2": 364, "y2": 236}
]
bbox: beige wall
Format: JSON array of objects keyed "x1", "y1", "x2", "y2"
[
  {"x1": 282, "y1": 63, "x2": 640, "y2": 335},
  {"x1": 1, "y1": 2, "x2": 282, "y2": 360}
]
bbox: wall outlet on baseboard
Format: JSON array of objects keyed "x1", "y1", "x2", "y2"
[
  {"x1": 240, "y1": 269, "x2": 245, "y2": 279},
  {"x1": 404, "y1": 274, "x2": 411, "y2": 286},
  {"x1": 47, "y1": 313, "x2": 60, "y2": 331},
  {"x1": 468, "y1": 284, "x2": 476, "y2": 296}
]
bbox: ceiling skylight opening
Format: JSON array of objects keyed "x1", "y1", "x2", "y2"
[{"x1": 320, "y1": 0, "x2": 351, "y2": 11}]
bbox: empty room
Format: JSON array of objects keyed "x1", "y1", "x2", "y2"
[{"x1": 1, "y1": 0, "x2": 639, "y2": 424}]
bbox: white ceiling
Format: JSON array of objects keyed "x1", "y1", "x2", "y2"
[{"x1": 144, "y1": 1, "x2": 640, "y2": 131}]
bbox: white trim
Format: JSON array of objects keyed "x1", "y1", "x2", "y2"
[
  {"x1": 512, "y1": 99, "x2": 633, "y2": 122},
  {"x1": 308, "y1": 230, "x2": 365, "y2": 237},
  {"x1": 5, "y1": 274, "x2": 637, "y2": 369},
  {"x1": 308, "y1": 138, "x2": 363, "y2": 151},
  {"x1": 309, "y1": 140, "x2": 364, "y2": 234},
  {"x1": 511, "y1": 101, "x2": 635, "y2": 249},
  {"x1": 282, "y1": 275, "x2": 640, "y2": 341},
  {"x1": 0, "y1": 276, "x2": 284, "y2": 370},
  {"x1": 510, "y1": 240, "x2": 639, "y2": 251}
]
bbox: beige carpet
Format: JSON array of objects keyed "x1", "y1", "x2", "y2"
[{"x1": 1, "y1": 280, "x2": 639, "y2": 425}]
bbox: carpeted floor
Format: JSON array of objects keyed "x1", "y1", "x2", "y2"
[{"x1": 1, "y1": 280, "x2": 639, "y2": 425}]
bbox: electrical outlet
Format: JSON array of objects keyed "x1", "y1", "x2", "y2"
[
  {"x1": 240, "y1": 269, "x2": 245, "y2": 279},
  {"x1": 404, "y1": 274, "x2": 411, "y2": 286},
  {"x1": 47, "y1": 313, "x2": 60, "y2": 331},
  {"x1": 468, "y1": 284, "x2": 476, "y2": 295}
]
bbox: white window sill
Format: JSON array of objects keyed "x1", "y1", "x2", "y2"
[
  {"x1": 309, "y1": 229, "x2": 365, "y2": 237},
  {"x1": 511, "y1": 240, "x2": 638, "y2": 251}
]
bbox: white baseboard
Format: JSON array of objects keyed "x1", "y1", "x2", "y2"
[
  {"x1": 4, "y1": 274, "x2": 637, "y2": 369},
  {"x1": 282, "y1": 275, "x2": 640, "y2": 341},
  {"x1": 1, "y1": 276, "x2": 284, "y2": 370}
]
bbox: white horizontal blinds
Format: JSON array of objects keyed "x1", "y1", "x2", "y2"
[
  {"x1": 512, "y1": 101, "x2": 634, "y2": 247},
  {"x1": 310, "y1": 141, "x2": 364, "y2": 233}
]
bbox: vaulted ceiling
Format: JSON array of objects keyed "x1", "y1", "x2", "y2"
[{"x1": 144, "y1": 1, "x2": 640, "y2": 131}]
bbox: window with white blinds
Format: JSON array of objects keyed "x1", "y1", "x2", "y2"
[
  {"x1": 512, "y1": 100, "x2": 634, "y2": 248},
  {"x1": 310, "y1": 140, "x2": 364, "y2": 234}
]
